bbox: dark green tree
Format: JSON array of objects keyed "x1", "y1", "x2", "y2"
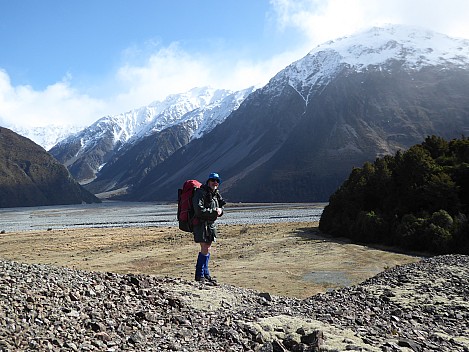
[{"x1": 319, "y1": 136, "x2": 469, "y2": 255}]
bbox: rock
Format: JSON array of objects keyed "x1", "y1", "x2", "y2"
[
  {"x1": 128, "y1": 331, "x2": 146, "y2": 345},
  {"x1": 0, "y1": 255, "x2": 467, "y2": 351},
  {"x1": 272, "y1": 339, "x2": 288, "y2": 352},
  {"x1": 259, "y1": 292, "x2": 273, "y2": 301},
  {"x1": 398, "y1": 338, "x2": 422, "y2": 351},
  {"x1": 300, "y1": 329, "x2": 324, "y2": 347}
]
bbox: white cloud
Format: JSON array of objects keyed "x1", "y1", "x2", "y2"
[
  {"x1": 3, "y1": 0, "x2": 469, "y2": 129},
  {"x1": 112, "y1": 44, "x2": 213, "y2": 110},
  {"x1": 110, "y1": 43, "x2": 294, "y2": 109},
  {"x1": 270, "y1": 0, "x2": 469, "y2": 49},
  {"x1": 0, "y1": 69, "x2": 107, "y2": 128},
  {"x1": 1, "y1": 42, "x2": 292, "y2": 128}
]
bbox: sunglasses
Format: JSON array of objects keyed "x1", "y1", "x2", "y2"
[{"x1": 208, "y1": 178, "x2": 220, "y2": 183}]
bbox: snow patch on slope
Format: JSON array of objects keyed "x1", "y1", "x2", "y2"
[
  {"x1": 324, "y1": 25, "x2": 469, "y2": 70},
  {"x1": 10, "y1": 124, "x2": 85, "y2": 151},
  {"x1": 269, "y1": 24, "x2": 469, "y2": 104}
]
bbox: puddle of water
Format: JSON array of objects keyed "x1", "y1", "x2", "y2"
[{"x1": 303, "y1": 271, "x2": 353, "y2": 287}]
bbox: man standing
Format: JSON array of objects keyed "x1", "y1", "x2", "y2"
[{"x1": 192, "y1": 172, "x2": 226, "y2": 285}]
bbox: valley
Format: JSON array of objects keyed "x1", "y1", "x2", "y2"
[{"x1": 0, "y1": 220, "x2": 420, "y2": 299}]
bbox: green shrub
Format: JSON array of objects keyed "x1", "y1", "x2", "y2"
[{"x1": 320, "y1": 136, "x2": 469, "y2": 255}]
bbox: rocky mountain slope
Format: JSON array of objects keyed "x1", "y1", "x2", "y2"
[
  {"x1": 0, "y1": 127, "x2": 100, "y2": 208},
  {"x1": 0, "y1": 254, "x2": 467, "y2": 351},
  {"x1": 49, "y1": 87, "x2": 255, "y2": 185},
  {"x1": 125, "y1": 25, "x2": 469, "y2": 202}
]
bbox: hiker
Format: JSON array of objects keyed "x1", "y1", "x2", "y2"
[{"x1": 192, "y1": 172, "x2": 226, "y2": 285}]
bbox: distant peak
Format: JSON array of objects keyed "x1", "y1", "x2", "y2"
[
  {"x1": 308, "y1": 24, "x2": 469, "y2": 70},
  {"x1": 268, "y1": 24, "x2": 469, "y2": 105}
]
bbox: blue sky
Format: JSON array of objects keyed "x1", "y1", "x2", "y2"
[{"x1": 1, "y1": 0, "x2": 469, "y2": 127}]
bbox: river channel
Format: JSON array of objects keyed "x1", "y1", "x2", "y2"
[{"x1": 0, "y1": 201, "x2": 325, "y2": 232}]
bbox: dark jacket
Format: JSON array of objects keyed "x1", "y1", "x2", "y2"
[{"x1": 192, "y1": 184, "x2": 226, "y2": 243}]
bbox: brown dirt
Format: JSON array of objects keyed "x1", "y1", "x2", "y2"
[{"x1": 0, "y1": 222, "x2": 420, "y2": 298}]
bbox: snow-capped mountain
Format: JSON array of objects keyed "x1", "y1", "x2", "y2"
[
  {"x1": 17, "y1": 25, "x2": 468, "y2": 154},
  {"x1": 119, "y1": 24, "x2": 469, "y2": 202},
  {"x1": 268, "y1": 25, "x2": 469, "y2": 103},
  {"x1": 8, "y1": 124, "x2": 85, "y2": 151},
  {"x1": 49, "y1": 86, "x2": 255, "y2": 183},
  {"x1": 86, "y1": 86, "x2": 254, "y2": 147}
]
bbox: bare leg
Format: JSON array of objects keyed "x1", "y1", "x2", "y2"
[{"x1": 199, "y1": 242, "x2": 211, "y2": 255}]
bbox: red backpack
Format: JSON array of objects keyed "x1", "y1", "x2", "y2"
[{"x1": 177, "y1": 180, "x2": 202, "y2": 232}]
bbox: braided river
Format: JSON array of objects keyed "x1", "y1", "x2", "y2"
[{"x1": 0, "y1": 201, "x2": 325, "y2": 232}]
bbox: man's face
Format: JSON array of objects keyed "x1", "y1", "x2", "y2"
[{"x1": 208, "y1": 178, "x2": 219, "y2": 191}]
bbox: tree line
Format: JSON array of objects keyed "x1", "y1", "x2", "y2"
[{"x1": 319, "y1": 135, "x2": 469, "y2": 254}]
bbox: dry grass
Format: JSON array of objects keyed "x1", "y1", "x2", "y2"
[{"x1": 0, "y1": 222, "x2": 420, "y2": 298}]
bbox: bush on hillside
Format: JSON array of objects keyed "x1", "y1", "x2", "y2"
[{"x1": 319, "y1": 135, "x2": 469, "y2": 254}]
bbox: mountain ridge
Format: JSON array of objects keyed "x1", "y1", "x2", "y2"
[
  {"x1": 122, "y1": 24, "x2": 469, "y2": 202},
  {"x1": 48, "y1": 86, "x2": 255, "y2": 184},
  {"x1": 0, "y1": 127, "x2": 100, "y2": 208},
  {"x1": 7, "y1": 24, "x2": 469, "y2": 203}
]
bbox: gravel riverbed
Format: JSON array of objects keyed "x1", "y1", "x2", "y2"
[
  {"x1": 0, "y1": 202, "x2": 325, "y2": 232},
  {"x1": 1, "y1": 255, "x2": 468, "y2": 351}
]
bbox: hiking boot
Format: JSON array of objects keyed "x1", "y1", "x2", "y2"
[
  {"x1": 204, "y1": 275, "x2": 218, "y2": 286},
  {"x1": 195, "y1": 276, "x2": 216, "y2": 286}
]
